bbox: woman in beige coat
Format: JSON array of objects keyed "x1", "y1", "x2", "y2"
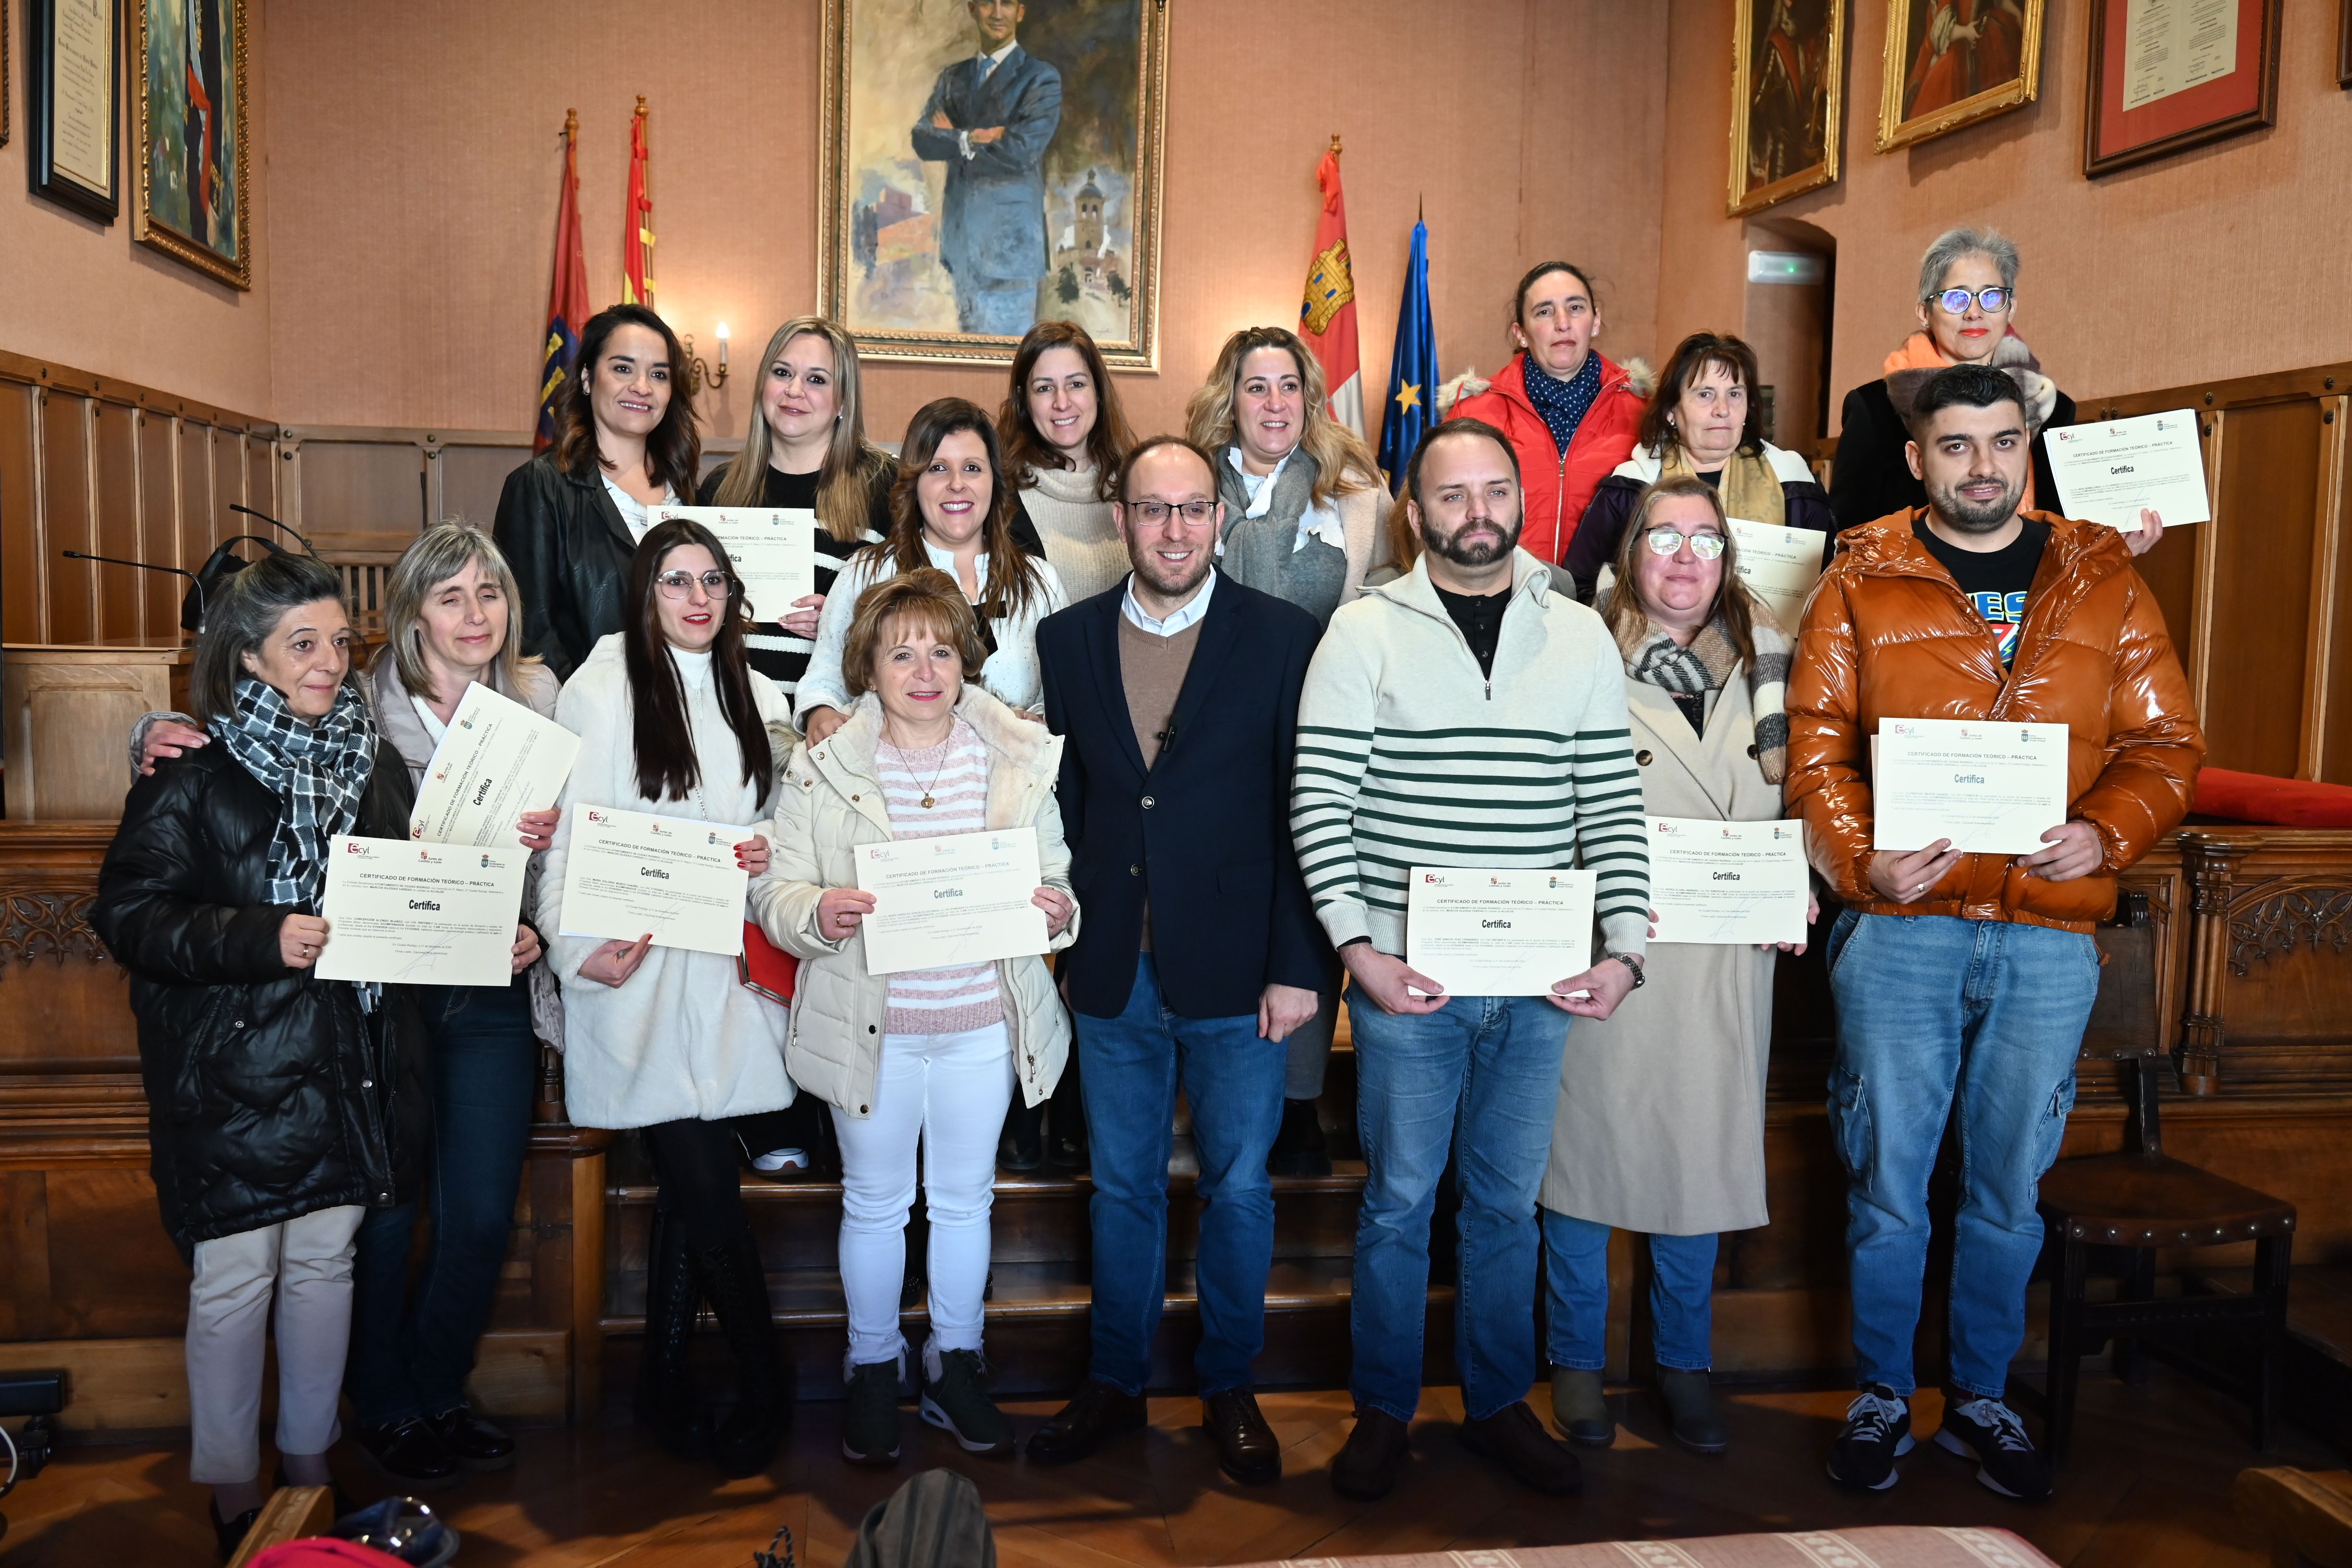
[
  {"x1": 753, "y1": 568, "x2": 1076, "y2": 1470},
  {"x1": 1540, "y1": 475, "x2": 1815, "y2": 1456}
]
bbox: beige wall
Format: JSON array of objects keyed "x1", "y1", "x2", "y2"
[
  {"x1": 1655, "y1": 0, "x2": 2352, "y2": 433},
  {"x1": 257, "y1": 0, "x2": 1668, "y2": 445},
  {"x1": 0, "y1": 4, "x2": 275, "y2": 414}
]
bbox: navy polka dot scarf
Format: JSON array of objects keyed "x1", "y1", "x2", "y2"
[{"x1": 1521, "y1": 351, "x2": 1603, "y2": 457}]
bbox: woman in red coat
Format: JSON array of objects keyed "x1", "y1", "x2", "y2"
[{"x1": 1446, "y1": 261, "x2": 1646, "y2": 567}]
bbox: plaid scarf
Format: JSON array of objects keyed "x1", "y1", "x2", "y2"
[
  {"x1": 211, "y1": 677, "x2": 379, "y2": 912},
  {"x1": 1520, "y1": 350, "x2": 1603, "y2": 456},
  {"x1": 1602, "y1": 594, "x2": 1791, "y2": 785}
]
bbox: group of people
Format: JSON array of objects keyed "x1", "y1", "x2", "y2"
[{"x1": 94, "y1": 224, "x2": 2200, "y2": 1560}]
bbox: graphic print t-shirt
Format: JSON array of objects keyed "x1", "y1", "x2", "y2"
[{"x1": 1915, "y1": 517, "x2": 2049, "y2": 668}]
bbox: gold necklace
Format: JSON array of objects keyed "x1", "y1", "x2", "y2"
[{"x1": 886, "y1": 728, "x2": 952, "y2": 809}]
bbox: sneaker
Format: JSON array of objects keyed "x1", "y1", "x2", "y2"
[
  {"x1": 750, "y1": 1147, "x2": 811, "y2": 1177},
  {"x1": 842, "y1": 1358, "x2": 902, "y2": 1467},
  {"x1": 1826, "y1": 1383, "x2": 1915, "y2": 1491},
  {"x1": 1935, "y1": 1396, "x2": 2052, "y2": 1502},
  {"x1": 920, "y1": 1346, "x2": 1014, "y2": 1457}
]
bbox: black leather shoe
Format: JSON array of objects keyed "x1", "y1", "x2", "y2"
[
  {"x1": 210, "y1": 1496, "x2": 264, "y2": 1560},
  {"x1": 428, "y1": 1403, "x2": 517, "y2": 1472},
  {"x1": 1025, "y1": 1378, "x2": 1148, "y2": 1465},
  {"x1": 1268, "y1": 1098, "x2": 1331, "y2": 1177},
  {"x1": 1200, "y1": 1388, "x2": 1281, "y2": 1483},
  {"x1": 1460, "y1": 1401, "x2": 1581, "y2": 1495},
  {"x1": 1330, "y1": 1406, "x2": 1411, "y2": 1500},
  {"x1": 352, "y1": 1417, "x2": 461, "y2": 1491},
  {"x1": 998, "y1": 1100, "x2": 1045, "y2": 1172}
]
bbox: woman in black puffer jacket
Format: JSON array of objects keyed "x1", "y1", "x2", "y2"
[{"x1": 93, "y1": 552, "x2": 436, "y2": 1558}]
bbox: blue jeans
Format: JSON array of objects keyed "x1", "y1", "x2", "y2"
[
  {"x1": 1349, "y1": 989, "x2": 1570, "y2": 1424},
  {"x1": 1540, "y1": 1212, "x2": 1719, "y2": 1373},
  {"x1": 1827, "y1": 912, "x2": 2094, "y2": 1400},
  {"x1": 348, "y1": 979, "x2": 537, "y2": 1425},
  {"x1": 1078, "y1": 956, "x2": 1285, "y2": 1395}
]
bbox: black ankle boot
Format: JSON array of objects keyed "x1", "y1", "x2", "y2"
[
  {"x1": 635, "y1": 1210, "x2": 712, "y2": 1460},
  {"x1": 693, "y1": 1225, "x2": 787, "y2": 1478},
  {"x1": 998, "y1": 1099, "x2": 1044, "y2": 1172}
]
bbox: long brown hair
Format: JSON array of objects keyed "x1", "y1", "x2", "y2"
[
  {"x1": 1637, "y1": 331, "x2": 1764, "y2": 457},
  {"x1": 1183, "y1": 326, "x2": 1379, "y2": 508},
  {"x1": 623, "y1": 518, "x2": 773, "y2": 810},
  {"x1": 998, "y1": 320, "x2": 1135, "y2": 503},
  {"x1": 710, "y1": 315, "x2": 895, "y2": 544},
  {"x1": 871, "y1": 398, "x2": 1049, "y2": 620},
  {"x1": 554, "y1": 304, "x2": 702, "y2": 500},
  {"x1": 1601, "y1": 475, "x2": 1759, "y2": 663}
]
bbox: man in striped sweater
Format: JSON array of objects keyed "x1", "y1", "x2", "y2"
[{"x1": 1293, "y1": 418, "x2": 1650, "y2": 1501}]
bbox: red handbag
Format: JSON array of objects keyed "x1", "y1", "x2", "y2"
[{"x1": 739, "y1": 921, "x2": 799, "y2": 1005}]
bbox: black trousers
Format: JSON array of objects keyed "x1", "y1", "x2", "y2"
[{"x1": 642, "y1": 1118, "x2": 747, "y2": 1250}]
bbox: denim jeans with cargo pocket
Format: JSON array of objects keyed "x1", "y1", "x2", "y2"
[{"x1": 1826, "y1": 912, "x2": 2095, "y2": 1400}]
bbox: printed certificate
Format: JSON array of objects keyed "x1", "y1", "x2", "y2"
[
  {"x1": 407, "y1": 682, "x2": 581, "y2": 848},
  {"x1": 1873, "y1": 718, "x2": 2069, "y2": 855},
  {"x1": 1645, "y1": 817, "x2": 1809, "y2": 945},
  {"x1": 316, "y1": 836, "x2": 528, "y2": 987},
  {"x1": 657, "y1": 505, "x2": 819, "y2": 623},
  {"x1": 1404, "y1": 867, "x2": 1595, "y2": 998},
  {"x1": 557, "y1": 807, "x2": 750, "y2": 957},
  {"x1": 854, "y1": 827, "x2": 1049, "y2": 977},
  {"x1": 1726, "y1": 517, "x2": 1826, "y2": 635},
  {"x1": 2044, "y1": 411, "x2": 2211, "y2": 530}
]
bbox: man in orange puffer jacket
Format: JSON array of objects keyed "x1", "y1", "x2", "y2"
[{"x1": 1786, "y1": 364, "x2": 2202, "y2": 1503}]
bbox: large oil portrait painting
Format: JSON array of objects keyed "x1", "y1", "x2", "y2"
[
  {"x1": 819, "y1": 0, "x2": 1168, "y2": 368},
  {"x1": 1876, "y1": 0, "x2": 2046, "y2": 152},
  {"x1": 131, "y1": 0, "x2": 249, "y2": 289},
  {"x1": 1729, "y1": 0, "x2": 1845, "y2": 216}
]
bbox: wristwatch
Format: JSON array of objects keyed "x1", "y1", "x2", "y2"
[{"x1": 1609, "y1": 952, "x2": 1646, "y2": 990}]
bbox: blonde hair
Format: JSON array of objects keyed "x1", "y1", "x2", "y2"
[
  {"x1": 841, "y1": 568, "x2": 989, "y2": 699},
  {"x1": 1183, "y1": 326, "x2": 1379, "y2": 508},
  {"x1": 382, "y1": 522, "x2": 536, "y2": 701},
  {"x1": 712, "y1": 315, "x2": 896, "y2": 544},
  {"x1": 1601, "y1": 476, "x2": 1760, "y2": 664}
]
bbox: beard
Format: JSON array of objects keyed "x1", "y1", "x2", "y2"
[
  {"x1": 1129, "y1": 540, "x2": 1213, "y2": 600},
  {"x1": 1420, "y1": 512, "x2": 1522, "y2": 567},
  {"x1": 1927, "y1": 470, "x2": 2025, "y2": 533}
]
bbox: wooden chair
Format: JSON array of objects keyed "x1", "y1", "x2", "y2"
[
  {"x1": 2034, "y1": 890, "x2": 2297, "y2": 1462},
  {"x1": 224, "y1": 1485, "x2": 335, "y2": 1566}
]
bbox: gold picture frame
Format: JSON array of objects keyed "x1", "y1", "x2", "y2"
[
  {"x1": 129, "y1": 0, "x2": 251, "y2": 289},
  {"x1": 817, "y1": 0, "x2": 1168, "y2": 368},
  {"x1": 1876, "y1": 0, "x2": 2047, "y2": 152},
  {"x1": 1730, "y1": 0, "x2": 1846, "y2": 216}
]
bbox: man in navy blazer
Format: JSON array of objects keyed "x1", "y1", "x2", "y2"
[
  {"x1": 1026, "y1": 436, "x2": 1328, "y2": 1483},
  {"x1": 910, "y1": 0, "x2": 1063, "y2": 336}
]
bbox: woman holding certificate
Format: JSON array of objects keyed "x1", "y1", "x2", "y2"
[
  {"x1": 754, "y1": 569, "x2": 1077, "y2": 1468},
  {"x1": 93, "y1": 553, "x2": 429, "y2": 1557},
  {"x1": 538, "y1": 518, "x2": 794, "y2": 1479},
  {"x1": 795, "y1": 398, "x2": 1068, "y2": 745},
  {"x1": 1538, "y1": 475, "x2": 1812, "y2": 1458}
]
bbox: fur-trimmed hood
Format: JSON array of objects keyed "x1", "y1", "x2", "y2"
[{"x1": 1882, "y1": 328, "x2": 2058, "y2": 434}]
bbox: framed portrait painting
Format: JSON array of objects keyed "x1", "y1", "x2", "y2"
[
  {"x1": 818, "y1": 0, "x2": 1168, "y2": 368},
  {"x1": 130, "y1": 0, "x2": 251, "y2": 288},
  {"x1": 1876, "y1": 0, "x2": 2047, "y2": 151},
  {"x1": 26, "y1": 0, "x2": 120, "y2": 222},
  {"x1": 2085, "y1": 0, "x2": 2280, "y2": 177},
  {"x1": 1730, "y1": 0, "x2": 1846, "y2": 216}
]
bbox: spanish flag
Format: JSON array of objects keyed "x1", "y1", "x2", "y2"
[
  {"x1": 1298, "y1": 143, "x2": 1364, "y2": 440},
  {"x1": 534, "y1": 111, "x2": 589, "y2": 454},
  {"x1": 623, "y1": 97, "x2": 654, "y2": 309}
]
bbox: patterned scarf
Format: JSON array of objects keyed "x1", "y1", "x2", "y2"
[
  {"x1": 211, "y1": 676, "x2": 379, "y2": 912},
  {"x1": 1601, "y1": 592, "x2": 1791, "y2": 785},
  {"x1": 1519, "y1": 351, "x2": 1603, "y2": 456},
  {"x1": 1659, "y1": 443, "x2": 1786, "y2": 530}
]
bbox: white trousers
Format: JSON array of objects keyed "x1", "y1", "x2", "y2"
[
  {"x1": 185, "y1": 1205, "x2": 365, "y2": 1484},
  {"x1": 832, "y1": 1021, "x2": 1013, "y2": 1368}
]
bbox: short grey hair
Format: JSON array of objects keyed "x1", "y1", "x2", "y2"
[
  {"x1": 190, "y1": 552, "x2": 355, "y2": 723},
  {"x1": 1917, "y1": 226, "x2": 2019, "y2": 300},
  {"x1": 382, "y1": 521, "x2": 534, "y2": 702}
]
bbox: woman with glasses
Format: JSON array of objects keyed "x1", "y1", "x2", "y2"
[
  {"x1": 537, "y1": 518, "x2": 793, "y2": 1478},
  {"x1": 1564, "y1": 332, "x2": 1833, "y2": 606},
  {"x1": 1539, "y1": 475, "x2": 1811, "y2": 1460}
]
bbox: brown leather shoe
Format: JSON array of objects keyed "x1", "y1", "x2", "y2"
[
  {"x1": 1330, "y1": 1406, "x2": 1411, "y2": 1500},
  {"x1": 1460, "y1": 1400, "x2": 1582, "y2": 1494},
  {"x1": 1024, "y1": 1378, "x2": 1148, "y2": 1466},
  {"x1": 1200, "y1": 1388, "x2": 1281, "y2": 1483}
]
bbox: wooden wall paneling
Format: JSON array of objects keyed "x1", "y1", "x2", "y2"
[
  {"x1": 437, "y1": 435, "x2": 530, "y2": 530},
  {"x1": 287, "y1": 433, "x2": 428, "y2": 535},
  {"x1": 42, "y1": 1168, "x2": 193, "y2": 1338},
  {"x1": 2314, "y1": 395, "x2": 2352, "y2": 782},
  {"x1": 246, "y1": 431, "x2": 278, "y2": 531},
  {"x1": 92, "y1": 401, "x2": 145, "y2": 642},
  {"x1": 209, "y1": 428, "x2": 246, "y2": 550},
  {"x1": 176, "y1": 420, "x2": 214, "y2": 574},
  {"x1": 2132, "y1": 519, "x2": 2201, "y2": 681},
  {"x1": 0, "y1": 380, "x2": 44, "y2": 642},
  {"x1": 3, "y1": 1169, "x2": 55, "y2": 1340},
  {"x1": 2200, "y1": 399, "x2": 2324, "y2": 775},
  {"x1": 39, "y1": 390, "x2": 96, "y2": 644},
  {"x1": 136, "y1": 411, "x2": 183, "y2": 633}
]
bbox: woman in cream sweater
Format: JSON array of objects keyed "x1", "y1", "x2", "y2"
[{"x1": 998, "y1": 319, "x2": 1138, "y2": 605}]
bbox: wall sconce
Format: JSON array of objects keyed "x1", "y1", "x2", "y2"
[{"x1": 685, "y1": 323, "x2": 730, "y2": 394}]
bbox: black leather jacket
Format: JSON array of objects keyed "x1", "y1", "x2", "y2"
[
  {"x1": 93, "y1": 736, "x2": 427, "y2": 1257},
  {"x1": 493, "y1": 451, "x2": 639, "y2": 681}
]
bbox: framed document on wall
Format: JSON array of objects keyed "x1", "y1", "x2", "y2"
[
  {"x1": 26, "y1": 0, "x2": 120, "y2": 222},
  {"x1": 130, "y1": 0, "x2": 250, "y2": 288},
  {"x1": 1729, "y1": 0, "x2": 1846, "y2": 215},
  {"x1": 1875, "y1": 0, "x2": 2049, "y2": 152},
  {"x1": 2085, "y1": 0, "x2": 2281, "y2": 176}
]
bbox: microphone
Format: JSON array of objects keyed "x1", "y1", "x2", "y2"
[
  {"x1": 62, "y1": 549, "x2": 206, "y2": 628},
  {"x1": 229, "y1": 503, "x2": 318, "y2": 556}
]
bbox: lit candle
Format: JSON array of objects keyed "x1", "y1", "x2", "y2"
[{"x1": 715, "y1": 322, "x2": 729, "y2": 369}]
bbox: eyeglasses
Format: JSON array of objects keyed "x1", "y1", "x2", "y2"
[
  {"x1": 1644, "y1": 527, "x2": 1726, "y2": 560},
  {"x1": 656, "y1": 570, "x2": 735, "y2": 599},
  {"x1": 1930, "y1": 286, "x2": 2012, "y2": 314},
  {"x1": 1125, "y1": 499, "x2": 1216, "y2": 525}
]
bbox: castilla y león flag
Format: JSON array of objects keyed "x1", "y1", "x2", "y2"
[
  {"x1": 623, "y1": 97, "x2": 655, "y2": 309},
  {"x1": 1298, "y1": 145, "x2": 1364, "y2": 439},
  {"x1": 534, "y1": 111, "x2": 589, "y2": 453}
]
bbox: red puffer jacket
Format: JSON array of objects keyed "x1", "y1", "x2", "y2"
[{"x1": 1447, "y1": 351, "x2": 1645, "y2": 567}]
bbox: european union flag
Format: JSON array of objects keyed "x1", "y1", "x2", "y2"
[{"x1": 1377, "y1": 218, "x2": 1438, "y2": 495}]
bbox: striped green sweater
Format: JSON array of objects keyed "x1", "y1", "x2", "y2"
[{"x1": 1291, "y1": 553, "x2": 1650, "y2": 963}]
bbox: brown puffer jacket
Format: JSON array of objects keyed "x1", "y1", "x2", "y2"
[{"x1": 1786, "y1": 508, "x2": 2203, "y2": 932}]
